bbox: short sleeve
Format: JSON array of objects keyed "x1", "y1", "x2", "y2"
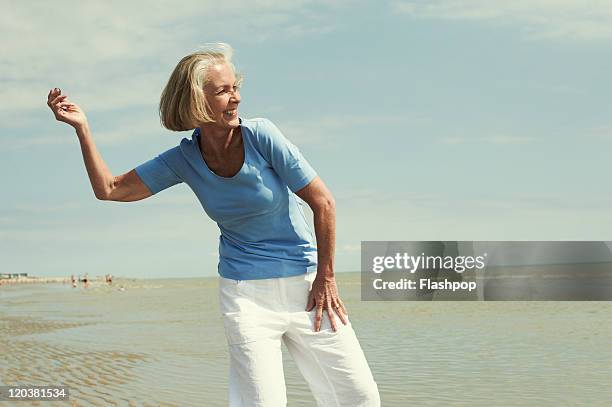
[
  {"x1": 134, "y1": 146, "x2": 183, "y2": 195},
  {"x1": 255, "y1": 118, "x2": 318, "y2": 192}
]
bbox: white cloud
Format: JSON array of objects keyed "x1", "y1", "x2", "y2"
[
  {"x1": 339, "y1": 243, "x2": 361, "y2": 253},
  {"x1": 0, "y1": 108, "x2": 166, "y2": 149},
  {"x1": 1, "y1": 1, "x2": 349, "y2": 153},
  {"x1": 588, "y1": 125, "x2": 612, "y2": 141},
  {"x1": 1, "y1": 1, "x2": 344, "y2": 117},
  {"x1": 275, "y1": 112, "x2": 429, "y2": 148},
  {"x1": 439, "y1": 136, "x2": 469, "y2": 145},
  {"x1": 1, "y1": 110, "x2": 425, "y2": 151},
  {"x1": 484, "y1": 135, "x2": 535, "y2": 144},
  {"x1": 438, "y1": 134, "x2": 535, "y2": 145},
  {"x1": 13, "y1": 202, "x2": 81, "y2": 214},
  {"x1": 393, "y1": 0, "x2": 612, "y2": 41},
  {"x1": 336, "y1": 188, "x2": 612, "y2": 242}
]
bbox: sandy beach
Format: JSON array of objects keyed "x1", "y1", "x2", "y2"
[{"x1": 1, "y1": 273, "x2": 611, "y2": 406}]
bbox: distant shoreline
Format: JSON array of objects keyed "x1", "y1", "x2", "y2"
[{"x1": 0, "y1": 276, "x2": 71, "y2": 286}]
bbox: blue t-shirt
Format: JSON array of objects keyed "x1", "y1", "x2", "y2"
[{"x1": 134, "y1": 117, "x2": 318, "y2": 280}]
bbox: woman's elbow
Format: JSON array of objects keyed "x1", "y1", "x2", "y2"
[
  {"x1": 96, "y1": 176, "x2": 121, "y2": 201},
  {"x1": 325, "y1": 195, "x2": 336, "y2": 210},
  {"x1": 295, "y1": 177, "x2": 335, "y2": 212},
  {"x1": 313, "y1": 195, "x2": 335, "y2": 213},
  {"x1": 94, "y1": 183, "x2": 115, "y2": 201},
  {"x1": 95, "y1": 190, "x2": 109, "y2": 201}
]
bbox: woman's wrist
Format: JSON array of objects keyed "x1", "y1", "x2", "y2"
[
  {"x1": 316, "y1": 266, "x2": 335, "y2": 280},
  {"x1": 75, "y1": 122, "x2": 90, "y2": 138}
]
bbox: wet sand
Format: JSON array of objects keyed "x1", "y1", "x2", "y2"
[{"x1": 1, "y1": 316, "x2": 157, "y2": 406}]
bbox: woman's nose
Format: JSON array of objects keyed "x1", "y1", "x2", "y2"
[{"x1": 231, "y1": 89, "x2": 241, "y2": 103}]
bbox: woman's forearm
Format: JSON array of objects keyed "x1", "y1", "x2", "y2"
[
  {"x1": 312, "y1": 200, "x2": 336, "y2": 279},
  {"x1": 75, "y1": 124, "x2": 114, "y2": 199}
]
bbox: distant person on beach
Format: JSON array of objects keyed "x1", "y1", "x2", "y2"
[
  {"x1": 47, "y1": 43, "x2": 380, "y2": 406},
  {"x1": 82, "y1": 273, "x2": 89, "y2": 289}
]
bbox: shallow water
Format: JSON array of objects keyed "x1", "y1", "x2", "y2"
[{"x1": 1, "y1": 273, "x2": 611, "y2": 406}]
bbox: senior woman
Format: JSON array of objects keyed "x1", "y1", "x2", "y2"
[{"x1": 47, "y1": 43, "x2": 380, "y2": 407}]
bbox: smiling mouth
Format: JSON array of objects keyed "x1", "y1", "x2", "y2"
[{"x1": 223, "y1": 109, "x2": 237, "y2": 118}]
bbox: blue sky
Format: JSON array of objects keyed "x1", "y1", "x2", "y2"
[{"x1": 2, "y1": 1, "x2": 611, "y2": 278}]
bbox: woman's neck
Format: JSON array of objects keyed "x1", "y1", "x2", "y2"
[{"x1": 199, "y1": 124, "x2": 240, "y2": 157}]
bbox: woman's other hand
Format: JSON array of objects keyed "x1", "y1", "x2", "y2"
[
  {"x1": 306, "y1": 275, "x2": 349, "y2": 332},
  {"x1": 47, "y1": 87, "x2": 88, "y2": 130}
]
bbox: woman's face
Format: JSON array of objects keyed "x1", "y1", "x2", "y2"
[{"x1": 204, "y1": 62, "x2": 241, "y2": 129}]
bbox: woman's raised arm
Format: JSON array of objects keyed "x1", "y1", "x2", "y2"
[{"x1": 47, "y1": 88, "x2": 152, "y2": 202}]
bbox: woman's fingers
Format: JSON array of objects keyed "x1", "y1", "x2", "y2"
[
  {"x1": 48, "y1": 94, "x2": 67, "y2": 110},
  {"x1": 47, "y1": 88, "x2": 88, "y2": 129},
  {"x1": 315, "y1": 303, "x2": 324, "y2": 332},
  {"x1": 338, "y1": 298, "x2": 348, "y2": 316},
  {"x1": 334, "y1": 300, "x2": 348, "y2": 326},
  {"x1": 47, "y1": 88, "x2": 61, "y2": 103},
  {"x1": 307, "y1": 278, "x2": 349, "y2": 332},
  {"x1": 326, "y1": 298, "x2": 338, "y2": 332},
  {"x1": 52, "y1": 96, "x2": 69, "y2": 113},
  {"x1": 305, "y1": 291, "x2": 315, "y2": 312},
  {"x1": 53, "y1": 94, "x2": 68, "y2": 105},
  {"x1": 57, "y1": 102, "x2": 73, "y2": 112},
  {"x1": 47, "y1": 89, "x2": 67, "y2": 109}
]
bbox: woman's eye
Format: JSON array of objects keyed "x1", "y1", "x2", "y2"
[{"x1": 216, "y1": 86, "x2": 238, "y2": 95}]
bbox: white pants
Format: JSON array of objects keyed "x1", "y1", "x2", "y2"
[{"x1": 218, "y1": 272, "x2": 381, "y2": 407}]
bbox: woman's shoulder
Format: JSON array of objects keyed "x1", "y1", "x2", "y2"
[
  {"x1": 148, "y1": 130, "x2": 197, "y2": 166},
  {"x1": 241, "y1": 117, "x2": 274, "y2": 134},
  {"x1": 176, "y1": 129, "x2": 198, "y2": 152},
  {"x1": 241, "y1": 117, "x2": 284, "y2": 144}
]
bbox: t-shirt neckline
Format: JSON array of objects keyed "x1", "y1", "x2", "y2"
[{"x1": 194, "y1": 117, "x2": 247, "y2": 180}]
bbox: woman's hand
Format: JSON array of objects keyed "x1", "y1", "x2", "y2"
[
  {"x1": 306, "y1": 275, "x2": 349, "y2": 332},
  {"x1": 47, "y1": 88, "x2": 88, "y2": 130}
]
